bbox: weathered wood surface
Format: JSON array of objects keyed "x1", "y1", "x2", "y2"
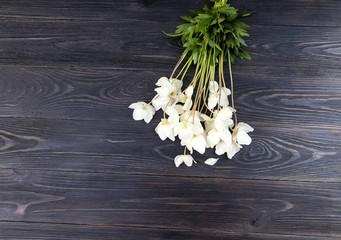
[
  {"x1": 0, "y1": 0, "x2": 340, "y2": 239},
  {"x1": 0, "y1": 170, "x2": 340, "y2": 239}
]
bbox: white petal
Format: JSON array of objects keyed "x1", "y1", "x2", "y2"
[
  {"x1": 174, "y1": 155, "x2": 183, "y2": 167},
  {"x1": 165, "y1": 127, "x2": 175, "y2": 141},
  {"x1": 128, "y1": 102, "x2": 143, "y2": 109},
  {"x1": 133, "y1": 108, "x2": 144, "y2": 121},
  {"x1": 155, "y1": 86, "x2": 172, "y2": 96},
  {"x1": 207, "y1": 129, "x2": 221, "y2": 148},
  {"x1": 192, "y1": 123, "x2": 204, "y2": 135},
  {"x1": 182, "y1": 98, "x2": 192, "y2": 110},
  {"x1": 215, "y1": 141, "x2": 227, "y2": 155},
  {"x1": 183, "y1": 155, "x2": 194, "y2": 167},
  {"x1": 205, "y1": 158, "x2": 219, "y2": 166},
  {"x1": 179, "y1": 129, "x2": 194, "y2": 142},
  {"x1": 166, "y1": 107, "x2": 179, "y2": 124},
  {"x1": 220, "y1": 130, "x2": 232, "y2": 145},
  {"x1": 209, "y1": 81, "x2": 219, "y2": 93},
  {"x1": 236, "y1": 130, "x2": 252, "y2": 145},
  {"x1": 208, "y1": 94, "x2": 218, "y2": 110},
  {"x1": 146, "y1": 104, "x2": 156, "y2": 114},
  {"x1": 152, "y1": 95, "x2": 169, "y2": 106},
  {"x1": 156, "y1": 77, "x2": 170, "y2": 87},
  {"x1": 217, "y1": 108, "x2": 233, "y2": 120},
  {"x1": 173, "y1": 104, "x2": 185, "y2": 115},
  {"x1": 171, "y1": 79, "x2": 182, "y2": 93},
  {"x1": 219, "y1": 89, "x2": 229, "y2": 108},
  {"x1": 222, "y1": 87, "x2": 231, "y2": 96},
  {"x1": 191, "y1": 134, "x2": 206, "y2": 154},
  {"x1": 173, "y1": 123, "x2": 182, "y2": 136},
  {"x1": 227, "y1": 142, "x2": 241, "y2": 159},
  {"x1": 237, "y1": 122, "x2": 254, "y2": 133},
  {"x1": 185, "y1": 85, "x2": 194, "y2": 97},
  {"x1": 143, "y1": 110, "x2": 153, "y2": 124},
  {"x1": 214, "y1": 118, "x2": 227, "y2": 132},
  {"x1": 155, "y1": 123, "x2": 167, "y2": 140}
]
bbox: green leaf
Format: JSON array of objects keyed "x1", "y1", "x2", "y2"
[
  {"x1": 238, "y1": 12, "x2": 255, "y2": 18},
  {"x1": 181, "y1": 16, "x2": 192, "y2": 22},
  {"x1": 239, "y1": 48, "x2": 251, "y2": 60},
  {"x1": 164, "y1": 32, "x2": 183, "y2": 38},
  {"x1": 218, "y1": 5, "x2": 237, "y2": 16}
]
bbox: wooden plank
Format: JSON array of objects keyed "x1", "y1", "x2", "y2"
[
  {"x1": 0, "y1": 170, "x2": 340, "y2": 238},
  {"x1": 0, "y1": 222, "x2": 339, "y2": 240},
  {"x1": 0, "y1": 117, "x2": 339, "y2": 181},
  {"x1": 0, "y1": 0, "x2": 339, "y2": 27},
  {"x1": 0, "y1": 222, "x2": 338, "y2": 240},
  {"x1": 0, "y1": 23, "x2": 340, "y2": 69},
  {"x1": 0, "y1": 66, "x2": 339, "y2": 123}
]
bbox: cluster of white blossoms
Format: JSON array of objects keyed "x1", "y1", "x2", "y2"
[{"x1": 129, "y1": 76, "x2": 253, "y2": 167}]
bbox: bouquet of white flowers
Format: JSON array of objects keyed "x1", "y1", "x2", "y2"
[{"x1": 129, "y1": 0, "x2": 254, "y2": 167}]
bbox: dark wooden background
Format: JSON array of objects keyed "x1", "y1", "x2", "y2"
[{"x1": 0, "y1": 0, "x2": 340, "y2": 239}]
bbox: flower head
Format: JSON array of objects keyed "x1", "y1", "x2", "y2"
[
  {"x1": 174, "y1": 154, "x2": 196, "y2": 167},
  {"x1": 207, "y1": 81, "x2": 231, "y2": 110},
  {"x1": 128, "y1": 102, "x2": 155, "y2": 124},
  {"x1": 152, "y1": 77, "x2": 183, "y2": 111},
  {"x1": 234, "y1": 122, "x2": 254, "y2": 145}
]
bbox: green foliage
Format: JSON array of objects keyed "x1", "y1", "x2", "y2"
[{"x1": 166, "y1": 0, "x2": 254, "y2": 65}]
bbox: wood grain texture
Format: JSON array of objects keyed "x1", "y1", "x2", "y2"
[
  {"x1": 1, "y1": 24, "x2": 341, "y2": 69},
  {"x1": 0, "y1": 66, "x2": 339, "y2": 124},
  {"x1": 0, "y1": 0, "x2": 340, "y2": 27},
  {"x1": 0, "y1": 169, "x2": 340, "y2": 238},
  {"x1": 0, "y1": 0, "x2": 340, "y2": 239},
  {"x1": 0, "y1": 117, "x2": 339, "y2": 181},
  {"x1": 0, "y1": 223, "x2": 339, "y2": 240}
]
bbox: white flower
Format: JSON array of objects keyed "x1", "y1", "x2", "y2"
[
  {"x1": 128, "y1": 102, "x2": 155, "y2": 123},
  {"x1": 226, "y1": 140, "x2": 242, "y2": 159},
  {"x1": 174, "y1": 154, "x2": 196, "y2": 167},
  {"x1": 155, "y1": 119, "x2": 176, "y2": 141},
  {"x1": 175, "y1": 110, "x2": 206, "y2": 154},
  {"x1": 174, "y1": 122, "x2": 196, "y2": 143},
  {"x1": 224, "y1": 122, "x2": 253, "y2": 159},
  {"x1": 207, "y1": 128, "x2": 231, "y2": 148},
  {"x1": 174, "y1": 114, "x2": 203, "y2": 144},
  {"x1": 155, "y1": 106, "x2": 180, "y2": 141},
  {"x1": 207, "y1": 81, "x2": 231, "y2": 109},
  {"x1": 166, "y1": 106, "x2": 180, "y2": 124},
  {"x1": 180, "y1": 110, "x2": 202, "y2": 127},
  {"x1": 182, "y1": 85, "x2": 194, "y2": 110},
  {"x1": 155, "y1": 77, "x2": 170, "y2": 87},
  {"x1": 201, "y1": 114, "x2": 215, "y2": 133},
  {"x1": 205, "y1": 158, "x2": 219, "y2": 166},
  {"x1": 152, "y1": 77, "x2": 183, "y2": 111},
  {"x1": 191, "y1": 133, "x2": 207, "y2": 154},
  {"x1": 214, "y1": 108, "x2": 234, "y2": 132},
  {"x1": 235, "y1": 122, "x2": 254, "y2": 145}
]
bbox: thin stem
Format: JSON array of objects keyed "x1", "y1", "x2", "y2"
[
  {"x1": 227, "y1": 50, "x2": 238, "y2": 127},
  {"x1": 170, "y1": 53, "x2": 186, "y2": 81},
  {"x1": 220, "y1": 54, "x2": 229, "y2": 107},
  {"x1": 176, "y1": 56, "x2": 193, "y2": 80}
]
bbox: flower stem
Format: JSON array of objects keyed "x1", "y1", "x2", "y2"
[{"x1": 227, "y1": 50, "x2": 238, "y2": 127}]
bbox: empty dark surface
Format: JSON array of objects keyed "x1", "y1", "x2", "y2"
[{"x1": 0, "y1": 0, "x2": 340, "y2": 239}]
